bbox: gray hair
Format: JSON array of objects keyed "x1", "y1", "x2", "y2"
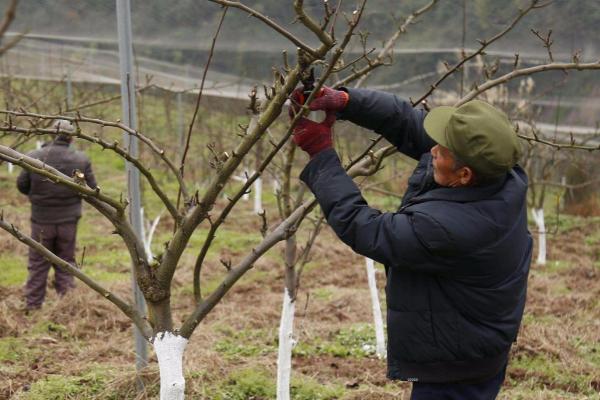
[{"x1": 52, "y1": 119, "x2": 75, "y2": 133}]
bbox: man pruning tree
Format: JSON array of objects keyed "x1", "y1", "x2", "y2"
[
  {"x1": 290, "y1": 87, "x2": 532, "y2": 400},
  {"x1": 17, "y1": 119, "x2": 97, "y2": 311}
]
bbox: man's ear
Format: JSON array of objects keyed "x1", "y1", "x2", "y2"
[{"x1": 459, "y1": 166, "x2": 476, "y2": 186}]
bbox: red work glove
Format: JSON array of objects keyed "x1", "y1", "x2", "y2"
[
  {"x1": 292, "y1": 112, "x2": 336, "y2": 158},
  {"x1": 288, "y1": 87, "x2": 337, "y2": 158},
  {"x1": 306, "y1": 86, "x2": 349, "y2": 112}
]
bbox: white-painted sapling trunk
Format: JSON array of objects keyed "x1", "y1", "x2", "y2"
[
  {"x1": 366, "y1": 258, "x2": 386, "y2": 358},
  {"x1": 230, "y1": 173, "x2": 250, "y2": 201},
  {"x1": 153, "y1": 332, "x2": 188, "y2": 400},
  {"x1": 254, "y1": 177, "x2": 263, "y2": 214},
  {"x1": 276, "y1": 288, "x2": 296, "y2": 400},
  {"x1": 531, "y1": 208, "x2": 546, "y2": 265},
  {"x1": 272, "y1": 178, "x2": 281, "y2": 195},
  {"x1": 140, "y1": 207, "x2": 161, "y2": 260},
  {"x1": 7, "y1": 162, "x2": 13, "y2": 174}
]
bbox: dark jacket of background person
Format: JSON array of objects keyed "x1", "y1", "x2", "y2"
[
  {"x1": 17, "y1": 137, "x2": 97, "y2": 223},
  {"x1": 300, "y1": 88, "x2": 533, "y2": 383}
]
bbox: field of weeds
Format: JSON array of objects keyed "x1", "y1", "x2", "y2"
[
  {"x1": 0, "y1": 82, "x2": 599, "y2": 399},
  {"x1": 1, "y1": 168, "x2": 599, "y2": 399}
]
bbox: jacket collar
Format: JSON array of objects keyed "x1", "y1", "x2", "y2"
[
  {"x1": 43, "y1": 139, "x2": 70, "y2": 148},
  {"x1": 407, "y1": 174, "x2": 508, "y2": 205}
]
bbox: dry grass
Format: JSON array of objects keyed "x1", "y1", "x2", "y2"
[{"x1": 0, "y1": 174, "x2": 599, "y2": 399}]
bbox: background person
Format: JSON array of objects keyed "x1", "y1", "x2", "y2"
[
  {"x1": 290, "y1": 87, "x2": 532, "y2": 400},
  {"x1": 17, "y1": 119, "x2": 97, "y2": 311}
]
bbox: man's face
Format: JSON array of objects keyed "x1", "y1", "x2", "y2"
[{"x1": 430, "y1": 144, "x2": 464, "y2": 187}]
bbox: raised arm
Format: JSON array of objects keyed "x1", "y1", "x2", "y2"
[
  {"x1": 338, "y1": 88, "x2": 435, "y2": 160},
  {"x1": 83, "y1": 158, "x2": 97, "y2": 189},
  {"x1": 299, "y1": 148, "x2": 454, "y2": 273},
  {"x1": 16, "y1": 168, "x2": 31, "y2": 195}
]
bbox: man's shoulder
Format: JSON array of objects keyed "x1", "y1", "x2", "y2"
[{"x1": 62, "y1": 147, "x2": 91, "y2": 164}]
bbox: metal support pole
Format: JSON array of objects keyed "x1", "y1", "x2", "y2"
[{"x1": 116, "y1": 0, "x2": 148, "y2": 383}]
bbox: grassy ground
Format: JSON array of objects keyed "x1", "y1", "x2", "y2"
[{"x1": 0, "y1": 81, "x2": 599, "y2": 399}]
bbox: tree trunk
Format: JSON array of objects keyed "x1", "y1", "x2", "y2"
[
  {"x1": 153, "y1": 332, "x2": 189, "y2": 400},
  {"x1": 531, "y1": 208, "x2": 546, "y2": 265},
  {"x1": 277, "y1": 233, "x2": 297, "y2": 400},
  {"x1": 276, "y1": 287, "x2": 296, "y2": 400},
  {"x1": 365, "y1": 258, "x2": 386, "y2": 358}
]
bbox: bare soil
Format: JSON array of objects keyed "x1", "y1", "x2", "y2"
[{"x1": 0, "y1": 195, "x2": 599, "y2": 399}]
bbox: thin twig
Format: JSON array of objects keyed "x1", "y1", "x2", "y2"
[
  {"x1": 190, "y1": 2, "x2": 366, "y2": 302},
  {"x1": 177, "y1": 7, "x2": 227, "y2": 211},
  {"x1": 0, "y1": 145, "x2": 124, "y2": 210},
  {"x1": 0, "y1": 0, "x2": 18, "y2": 44},
  {"x1": 457, "y1": 61, "x2": 600, "y2": 106},
  {"x1": 208, "y1": 0, "x2": 318, "y2": 58},
  {"x1": 336, "y1": 0, "x2": 438, "y2": 88},
  {"x1": 0, "y1": 218, "x2": 153, "y2": 339},
  {"x1": 0, "y1": 124, "x2": 180, "y2": 221},
  {"x1": 294, "y1": 0, "x2": 334, "y2": 46},
  {"x1": 0, "y1": 109, "x2": 188, "y2": 198},
  {"x1": 412, "y1": 0, "x2": 543, "y2": 106}
]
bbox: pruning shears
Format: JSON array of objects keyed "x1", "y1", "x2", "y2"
[{"x1": 298, "y1": 68, "x2": 326, "y2": 122}]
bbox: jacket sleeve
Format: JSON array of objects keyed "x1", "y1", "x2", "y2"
[
  {"x1": 338, "y1": 88, "x2": 435, "y2": 160},
  {"x1": 84, "y1": 159, "x2": 97, "y2": 189},
  {"x1": 301, "y1": 149, "x2": 453, "y2": 273},
  {"x1": 16, "y1": 168, "x2": 31, "y2": 195}
]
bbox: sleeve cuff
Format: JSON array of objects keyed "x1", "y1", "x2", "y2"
[
  {"x1": 299, "y1": 148, "x2": 341, "y2": 188},
  {"x1": 336, "y1": 87, "x2": 362, "y2": 121}
]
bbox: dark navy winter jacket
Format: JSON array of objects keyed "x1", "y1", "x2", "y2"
[
  {"x1": 300, "y1": 88, "x2": 532, "y2": 383},
  {"x1": 17, "y1": 139, "x2": 96, "y2": 224}
]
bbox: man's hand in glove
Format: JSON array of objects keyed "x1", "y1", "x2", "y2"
[
  {"x1": 289, "y1": 86, "x2": 339, "y2": 158},
  {"x1": 292, "y1": 112, "x2": 336, "y2": 158},
  {"x1": 306, "y1": 86, "x2": 349, "y2": 112}
]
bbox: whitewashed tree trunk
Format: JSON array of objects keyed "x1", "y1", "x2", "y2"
[
  {"x1": 272, "y1": 178, "x2": 281, "y2": 195},
  {"x1": 7, "y1": 162, "x2": 13, "y2": 174},
  {"x1": 276, "y1": 287, "x2": 296, "y2": 400},
  {"x1": 365, "y1": 258, "x2": 386, "y2": 358},
  {"x1": 153, "y1": 332, "x2": 188, "y2": 400},
  {"x1": 531, "y1": 208, "x2": 546, "y2": 265},
  {"x1": 231, "y1": 174, "x2": 250, "y2": 201},
  {"x1": 36, "y1": 140, "x2": 42, "y2": 150},
  {"x1": 254, "y1": 177, "x2": 263, "y2": 214}
]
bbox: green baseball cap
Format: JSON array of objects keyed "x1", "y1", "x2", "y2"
[{"x1": 423, "y1": 100, "x2": 522, "y2": 178}]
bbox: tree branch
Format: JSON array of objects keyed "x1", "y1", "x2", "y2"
[
  {"x1": 293, "y1": 0, "x2": 334, "y2": 46},
  {"x1": 0, "y1": 0, "x2": 22, "y2": 57},
  {"x1": 189, "y1": 4, "x2": 365, "y2": 301},
  {"x1": 0, "y1": 145, "x2": 124, "y2": 211},
  {"x1": 181, "y1": 141, "x2": 392, "y2": 338},
  {"x1": 183, "y1": 128, "x2": 394, "y2": 339},
  {"x1": 0, "y1": 0, "x2": 17, "y2": 38},
  {"x1": 0, "y1": 110, "x2": 188, "y2": 199},
  {"x1": 0, "y1": 217, "x2": 153, "y2": 339},
  {"x1": 336, "y1": 0, "x2": 438, "y2": 88},
  {"x1": 63, "y1": 84, "x2": 157, "y2": 114},
  {"x1": 413, "y1": 0, "x2": 543, "y2": 106},
  {"x1": 0, "y1": 124, "x2": 180, "y2": 221},
  {"x1": 208, "y1": 0, "x2": 319, "y2": 58},
  {"x1": 0, "y1": 145, "x2": 160, "y2": 303},
  {"x1": 178, "y1": 7, "x2": 227, "y2": 211},
  {"x1": 457, "y1": 61, "x2": 600, "y2": 106}
]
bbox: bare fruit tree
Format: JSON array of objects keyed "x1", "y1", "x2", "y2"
[{"x1": 1, "y1": 1, "x2": 600, "y2": 399}]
